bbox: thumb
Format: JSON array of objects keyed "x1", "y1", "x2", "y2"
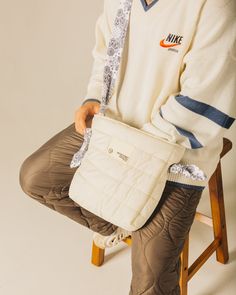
[{"x1": 94, "y1": 103, "x2": 101, "y2": 113}]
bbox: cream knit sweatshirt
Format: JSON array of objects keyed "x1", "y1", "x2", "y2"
[{"x1": 81, "y1": 0, "x2": 236, "y2": 190}]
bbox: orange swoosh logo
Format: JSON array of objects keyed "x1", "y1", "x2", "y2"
[{"x1": 160, "y1": 39, "x2": 180, "y2": 48}]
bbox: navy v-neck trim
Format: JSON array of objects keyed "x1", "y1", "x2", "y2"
[{"x1": 140, "y1": 0, "x2": 160, "y2": 11}]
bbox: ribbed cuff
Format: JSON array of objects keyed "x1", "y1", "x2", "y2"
[
  {"x1": 166, "y1": 171, "x2": 207, "y2": 189},
  {"x1": 81, "y1": 98, "x2": 101, "y2": 106}
]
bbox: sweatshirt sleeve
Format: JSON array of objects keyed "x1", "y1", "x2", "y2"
[
  {"x1": 81, "y1": 0, "x2": 112, "y2": 106},
  {"x1": 141, "y1": 0, "x2": 236, "y2": 150}
]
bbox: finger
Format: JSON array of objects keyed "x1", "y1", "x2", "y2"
[
  {"x1": 74, "y1": 111, "x2": 82, "y2": 134},
  {"x1": 94, "y1": 104, "x2": 100, "y2": 113},
  {"x1": 75, "y1": 119, "x2": 85, "y2": 135},
  {"x1": 77, "y1": 109, "x2": 87, "y2": 135}
]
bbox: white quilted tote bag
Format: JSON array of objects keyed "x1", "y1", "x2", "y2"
[{"x1": 68, "y1": 0, "x2": 185, "y2": 231}]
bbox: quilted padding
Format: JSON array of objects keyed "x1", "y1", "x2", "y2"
[{"x1": 69, "y1": 114, "x2": 185, "y2": 231}]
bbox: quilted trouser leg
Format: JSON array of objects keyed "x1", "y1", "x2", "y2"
[
  {"x1": 129, "y1": 182, "x2": 203, "y2": 295},
  {"x1": 19, "y1": 120, "x2": 118, "y2": 236}
]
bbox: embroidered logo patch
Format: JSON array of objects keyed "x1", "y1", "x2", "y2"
[
  {"x1": 107, "y1": 137, "x2": 134, "y2": 163},
  {"x1": 160, "y1": 33, "x2": 183, "y2": 53}
]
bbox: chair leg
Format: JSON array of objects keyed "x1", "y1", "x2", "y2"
[
  {"x1": 180, "y1": 234, "x2": 189, "y2": 295},
  {"x1": 91, "y1": 241, "x2": 105, "y2": 266},
  {"x1": 208, "y1": 161, "x2": 229, "y2": 264}
]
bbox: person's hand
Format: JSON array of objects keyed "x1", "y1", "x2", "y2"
[{"x1": 74, "y1": 101, "x2": 100, "y2": 136}]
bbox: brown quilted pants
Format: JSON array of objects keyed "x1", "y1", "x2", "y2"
[{"x1": 19, "y1": 121, "x2": 203, "y2": 295}]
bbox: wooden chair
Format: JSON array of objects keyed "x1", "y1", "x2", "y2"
[{"x1": 91, "y1": 138, "x2": 233, "y2": 295}]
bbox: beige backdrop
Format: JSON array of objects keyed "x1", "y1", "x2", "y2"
[{"x1": 0, "y1": 1, "x2": 236, "y2": 294}]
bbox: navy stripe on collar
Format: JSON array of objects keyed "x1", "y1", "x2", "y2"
[{"x1": 140, "y1": 0, "x2": 160, "y2": 11}]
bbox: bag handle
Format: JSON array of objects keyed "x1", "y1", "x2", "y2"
[
  {"x1": 99, "y1": 0, "x2": 133, "y2": 115},
  {"x1": 70, "y1": 0, "x2": 133, "y2": 168}
]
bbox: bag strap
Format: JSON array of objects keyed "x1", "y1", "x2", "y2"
[
  {"x1": 99, "y1": 0, "x2": 133, "y2": 115},
  {"x1": 70, "y1": 0, "x2": 133, "y2": 168}
]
